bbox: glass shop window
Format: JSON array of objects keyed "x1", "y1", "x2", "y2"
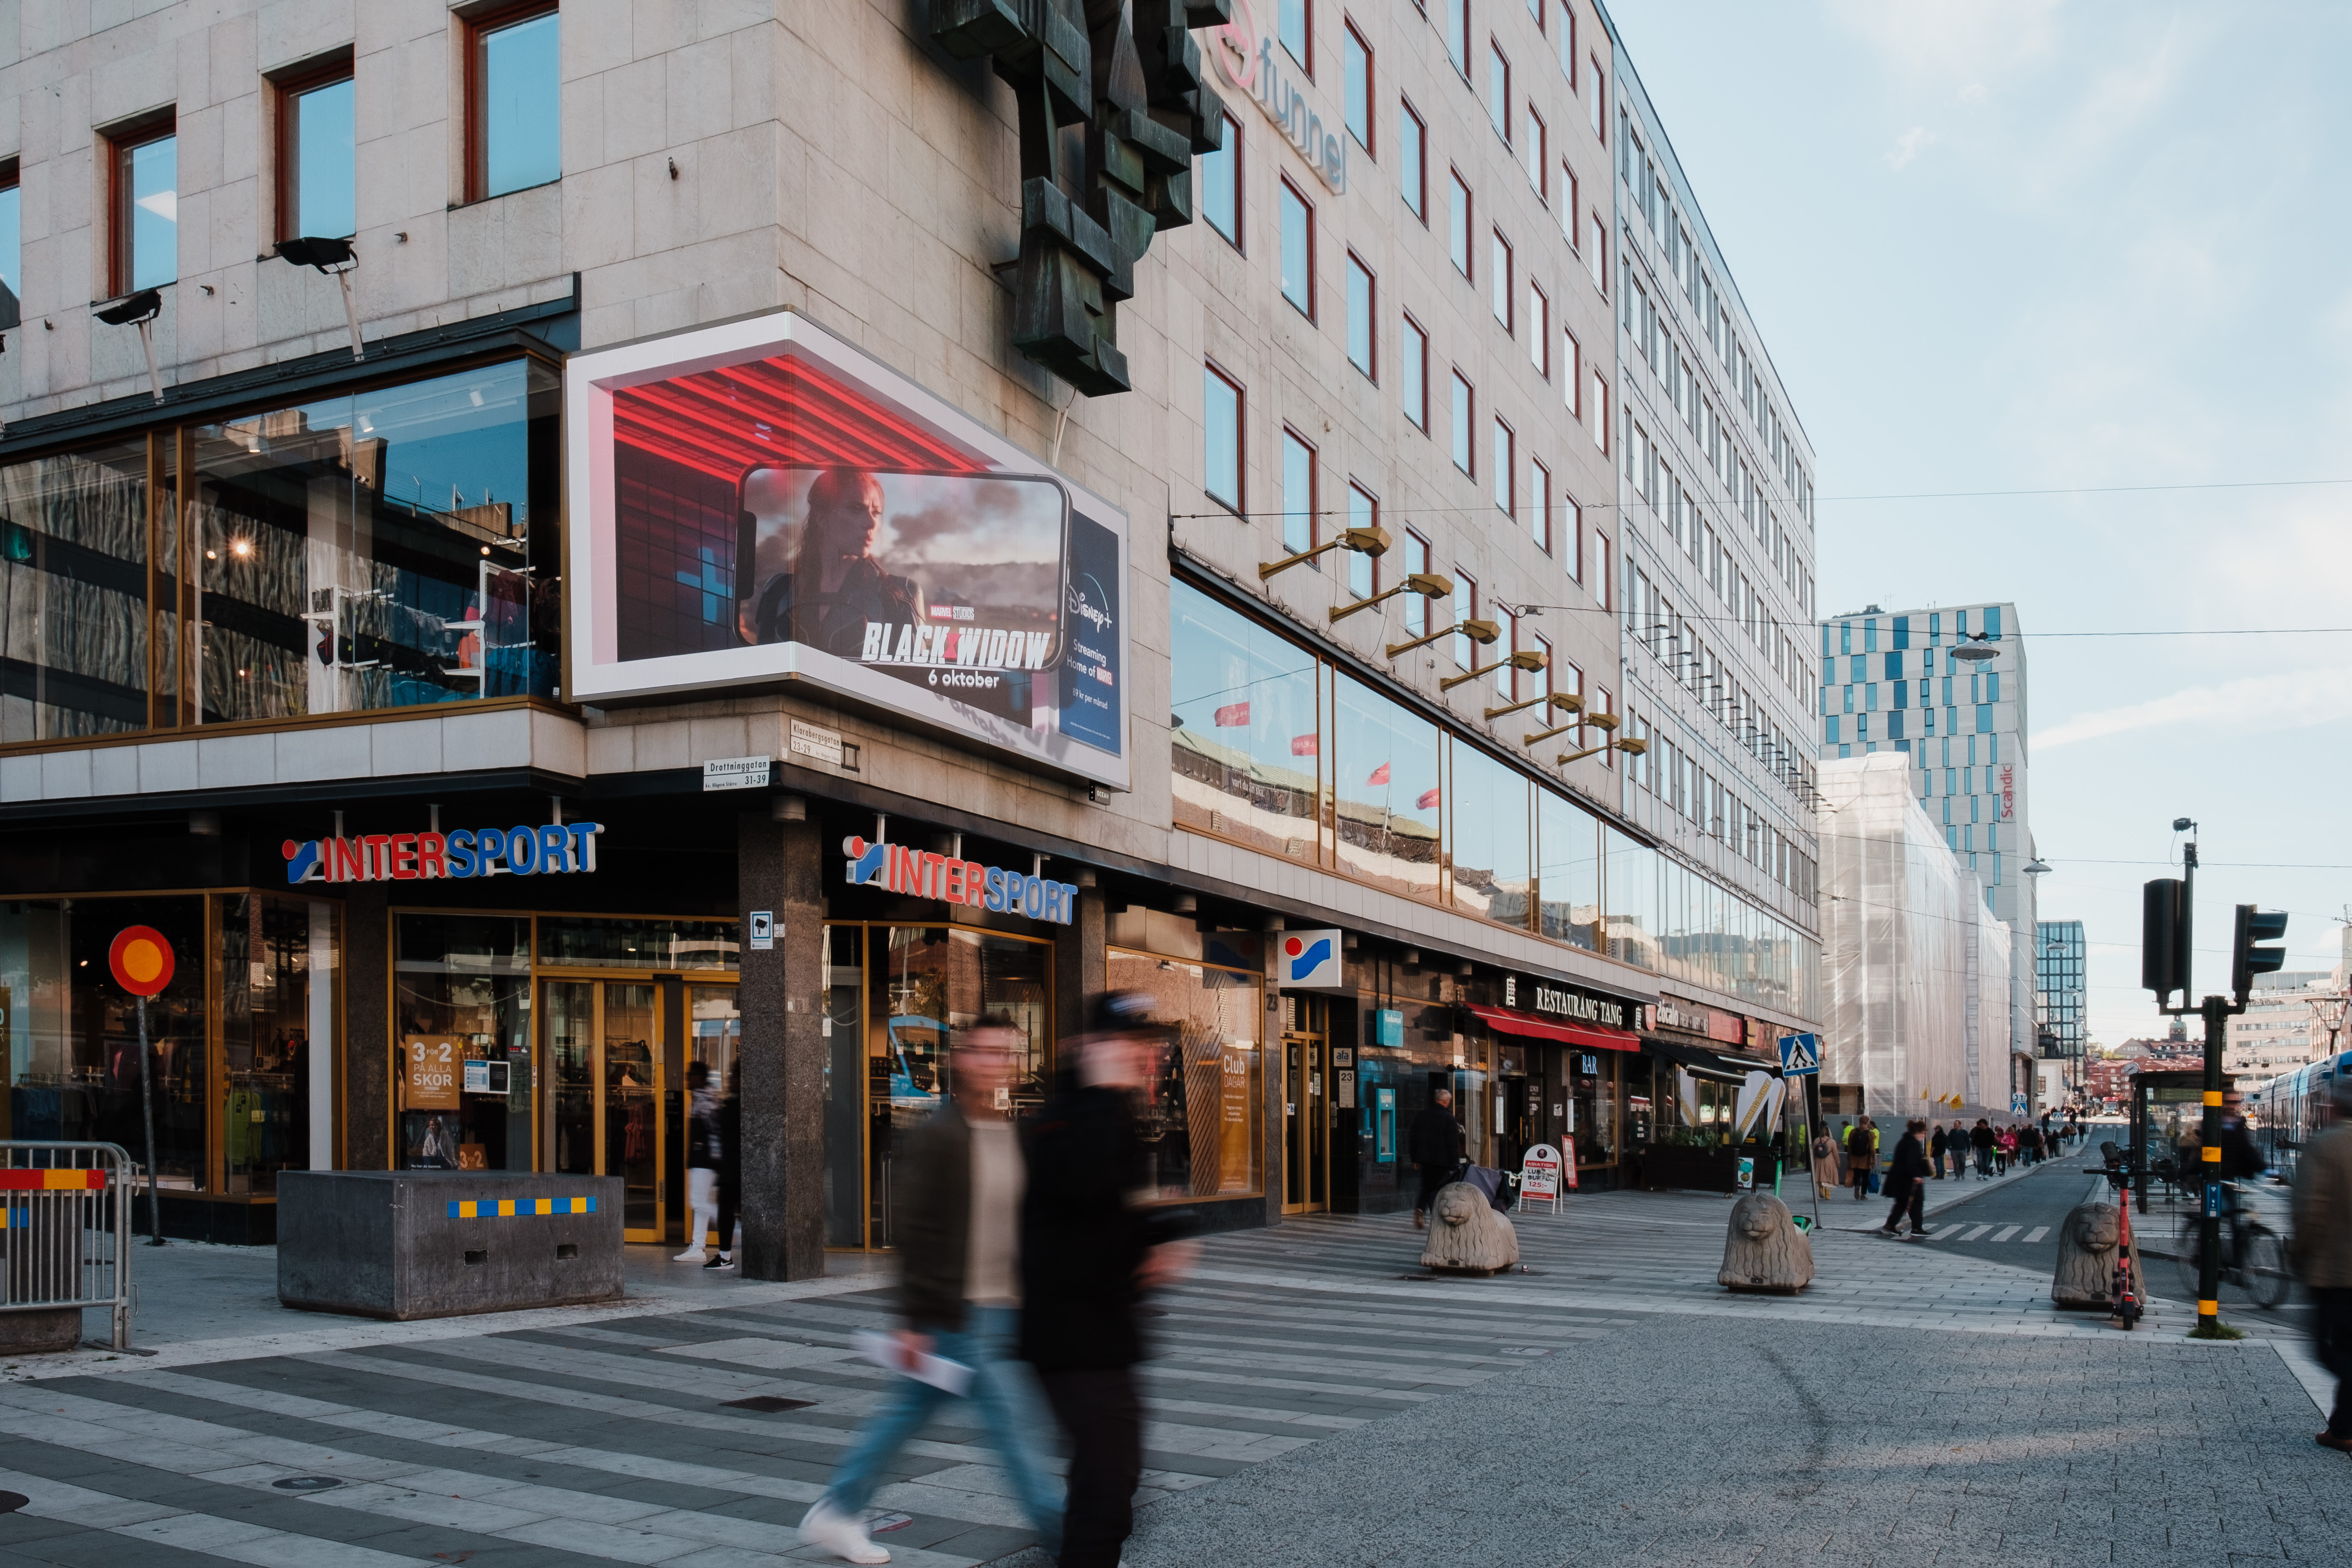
[
  {"x1": 1108, "y1": 949, "x2": 1264, "y2": 1201},
  {"x1": 0, "y1": 439, "x2": 155, "y2": 741},
  {"x1": 186, "y1": 358, "x2": 559, "y2": 722},
  {"x1": 392, "y1": 912, "x2": 534, "y2": 1171},
  {"x1": 1169, "y1": 581, "x2": 1322, "y2": 859},
  {"x1": 217, "y1": 894, "x2": 338, "y2": 1193},
  {"x1": 1537, "y1": 786, "x2": 1600, "y2": 949},
  {"x1": 1329, "y1": 670, "x2": 1441, "y2": 901},
  {"x1": 536, "y1": 916, "x2": 739, "y2": 970},
  {"x1": 0, "y1": 897, "x2": 206, "y2": 1188}
]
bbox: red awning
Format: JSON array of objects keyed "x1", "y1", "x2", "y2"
[{"x1": 1463, "y1": 1002, "x2": 1642, "y2": 1053}]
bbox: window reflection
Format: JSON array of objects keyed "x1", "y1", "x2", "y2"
[
  {"x1": 187, "y1": 359, "x2": 557, "y2": 720},
  {"x1": 1109, "y1": 950, "x2": 1264, "y2": 1201},
  {"x1": 1537, "y1": 788, "x2": 1600, "y2": 949},
  {"x1": 1330, "y1": 672, "x2": 1440, "y2": 899},
  {"x1": 0, "y1": 440, "x2": 152, "y2": 741},
  {"x1": 1170, "y1": 582, "x2": 1320, "y2": 858},
  {"x1": 1448, "y1": 742, "x2": 1529, "y2": 927}
]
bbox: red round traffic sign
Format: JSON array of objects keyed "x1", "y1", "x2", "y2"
[{"x1": 108, "y1": 926, "x2": 176, "y2": 997}]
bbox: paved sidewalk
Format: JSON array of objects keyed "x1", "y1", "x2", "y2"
[{"x1": 0, "y1": 1160, "x2": 2335, "y2": 1568}]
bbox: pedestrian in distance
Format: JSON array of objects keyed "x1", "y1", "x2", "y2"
[
  {"x1": 675, "y1": 1061, "x2": 721, "y2": 1263},
  {"x1": 1810, "y1": 1124, "x2": 1842, "y2": 1199},
  {"x1": 1971, "y1": 1117, "x2": 1996, "y2": 1178},
  {"x1": 1930, "y1": 1121, "x2": 1950, "y2": 1180},
  {"x1": 708, "y1": 1058, "x2": 742, "y2": 1269},
  {"x1": 1409, "y1": 1085, "x2": 1467, "y2": 1230},
  {"x1": 2291, "y1": 1074, "x2": 2352, "y2": 1454},
  {"x1": 1021, "y1": 990, "x2": 1201, "y2": 1568},
  {"x1": 1879, "y1": 1119, "x2": 1931, "y2": 1240},
  {"x1": 1845, "y1": 1117, "x2": 1876, "y2": 1201},
  {"x1": 798, "y1": 1017, "x2": 1064, "y2": 1566}
]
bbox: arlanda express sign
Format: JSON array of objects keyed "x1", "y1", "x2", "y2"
[
  {"x1": 284, "y1": 823, "x2": 606, "y2": 883},
  {"x1": 843, "y1": 836, "x2": 1079, "y2": 926}
]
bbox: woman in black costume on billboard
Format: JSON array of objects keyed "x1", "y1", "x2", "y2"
[{"x1": 737, "y1": 466, "x2": 927, "y2": 655}]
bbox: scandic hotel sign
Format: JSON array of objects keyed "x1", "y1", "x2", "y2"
[{"x1": 564, "y1": 311, "x2": 1132, "y2": 789}]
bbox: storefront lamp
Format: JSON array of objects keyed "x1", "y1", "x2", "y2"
[
  {"x1": 1330, "y1": 568, "x2": 1452, "y2": 624},
  {"x1": 1440, "y1": 646, "x2": 1546, "y2": 693},
  {"x1": 1488, "y1": 688, "x2": 1581, "y2": 723},
  {"x1": 275, "y1": 236, "x2": 365, "y2": 361},
  {"x1": 1387, "y1": 617, "x2": 1496, "y2": 660},
  {"x1": 93, "y1": 289, "x2": 165, "y2": 403},
  {"x1": 1555, "y1": 728, "x2": 1643, "y2": 767},
  {"x1": 1260, "y1": 523, "x2": 1388, "y2": 582}
]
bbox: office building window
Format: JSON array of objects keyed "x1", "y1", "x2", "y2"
[
  {"x1": 1201, "y1": 118, "x2": 1242, "y2": 246},
  {"x1": 1526, "y1": 106, "x2": 1547, "y2": 195},
  {"x1": 468, "y1": 2, "x2": 561, "y2": 202},
  {"x1": 1596, "y1": 685, "x2": 1614, "y2": 764},
  {"x1": 277, "y1": 61, "x2": 356, "y2": 242},
  {"x1": 1491, "y1": 230, "x2": 1512, "y2": 327},
  {"x1": 1450, "y1": 372, "x2": 1474, "y2": 474},
  {"x1": 1489, "y1": 43, "x2": 1511, "y2": 142},
  {"x1": 1588, "y1": 211, "x2": 1607, "y2": 291},
  {"x1": 1558, "y1": 2, "x2": 1575, "y2": 83},
  {"x1": 1825, "y1": 716, "x2": 1839, "y2": 744},
  {"x1": 1401, "y1": 313, "x2": 1429, "y2": 427},
  {"x1": 1347, "y1": 483, "x2": 1379, "y2": 596},
  {"x1": 1346, "y1": 251, "x2": 1376, "y2": 378},
  {"x1": 1279, "y1": 180, "x2": 1315, "y2": 317},
  {"x1": 0, "y1": 163, "x2": 19, "y2": 330},
  {"x1": 1529, "y1": 458, "x2": 1551, "y2": 553},
  {"x1": 1589, "y1": 58, "x2": 1604, "y2": 137},
  {"x1": 1446, "y1": 0, "x2": 1468, "y2": 73},
  {"x1": 1563, "y1": 164, "x2": 1580, "y2": 244},
  {"x1": 1203, "y1": 363, "x2": 1244, "y2": 512},
  {"x1": 1563, "y1": 329, "x2": 1580, "y2": 406},
  {"x1": 1564, "y1": 494, "x2": 1582, "y2": 581},
  {"x1": 1529, "y1": 282, "x2": 1548, "y2": 374},
  {"x1": 1281, "y1": 429, "x2": 1317, "y2": 555},
  {"x1": 1279, "y1": 0, "x2": 1311, "y2": 71},
  {"x1": 1494, "y1": 603, "x2": 1519, "y2": 698},
  {"x1": 1449, "y1": 171, "x2": 1473, "y2": 275},
  {"x1": 109, "y1": 115, "x2": 178, "y2": 294},
  {"x1": 1492, "y1": 419, "x2": 1514, "y2": 517},
  {"x1": 1590, "y1": 533, "x2": 1609, "y2": 610},
  {"x1": 1404, "y1": 529, "x2": 1432, "y2": 634},
  {"x1": 1343, "y1": 21, "x2": 1372, "y2": 147},
  {"x1": 1452, "y1": 573, "x2": 1478, "y2": 668},
  {"x1": 1589, "y1": 372, "x2": 1607, "y2": 452},
  {"x1": 1400, "y1": 100, "x2": 1427, "y2": 219}
]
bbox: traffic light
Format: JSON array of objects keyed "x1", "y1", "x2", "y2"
[
  {"x1": 2231, "y1": 904, "x2": 2289, "y2": 1002},
  {"x1": 2142, "y1": 878, "x2": 2189, "y2": 1004}
]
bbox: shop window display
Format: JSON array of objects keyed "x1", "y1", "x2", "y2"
[
  {"x1": 217, "y1": 895, "x2": 335, "y2": 1192},
  {"x1": 1566, "y1": 1051, "x2": 1616, "y2": 1170},
  {"x1": 538, "y1": 915, "x2": 737, "y2": 970},
  {"x1": 393, "y1": 913, "x2": 533, "y2": 1172},
  {"x1": 0, "y1": 896, "x2": 207, "y2": 1185},
  {"x1": 1107, "y1": 949, "x2": 1264, "y2": 1201}
]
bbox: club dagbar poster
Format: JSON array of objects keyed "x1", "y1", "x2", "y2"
[{"x1": 565, "y1": 311, "x2": 1131, "y2": 788}]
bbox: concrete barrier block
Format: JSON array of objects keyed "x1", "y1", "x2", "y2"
[{"x1": 278, "y1": 1171, "x2": 625, "y2": 1321}]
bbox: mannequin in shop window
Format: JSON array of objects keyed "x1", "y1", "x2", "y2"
[{"x1": 676, "y1": 1061, "x2": 722, "y2": 1264}]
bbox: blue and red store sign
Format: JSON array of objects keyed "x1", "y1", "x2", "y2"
[{"x1": 284, "y1": 823, "x2": 606, "y2": 884}]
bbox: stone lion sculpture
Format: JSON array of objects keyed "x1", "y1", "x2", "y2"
[
  {"x1": 2051, "y1": 1200, "x2": 2140, "y2": 1309},
  {"x1": 1420, "y1": 1181, "x2": 1520, "y2": 1275},
  {"x1": 1718, "y1": 1191, "x2": 1813, "y2": 1294}
]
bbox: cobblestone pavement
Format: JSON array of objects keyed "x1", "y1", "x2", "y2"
[{"x1": 0, "y1": 1172, "x2": 2333, "y2": 1568}]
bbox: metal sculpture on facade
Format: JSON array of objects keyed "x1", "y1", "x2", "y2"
[{"x1": 932, "y1": 0, "x2": 1232, "y2": 396}]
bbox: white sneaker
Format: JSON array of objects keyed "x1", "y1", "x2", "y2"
[
  {"x1": 799, "y1": 1499, "x2": 890, "y2": 1565},
  {"x1": 672, "y1": 1248, "x2": 707, "y2": 1263}
]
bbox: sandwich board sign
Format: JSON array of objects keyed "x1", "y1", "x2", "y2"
[{"x1": 1520, "y1": 1143, "x2": 1563, "y2": 1215}]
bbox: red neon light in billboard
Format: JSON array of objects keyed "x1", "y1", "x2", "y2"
[{"x1": 612, "y1": 353, "x2": 987, "y2": 482}]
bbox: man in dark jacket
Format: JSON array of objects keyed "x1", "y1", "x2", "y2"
[
  {"x1": 1971, "y1": 1117, "x2": 1997, "y2": 1178},
  {"x1": 1880, "y1": 1119, "x2": 1931, "y2": 1239},
  {"x1": 800, "y1": 1019, "x2": 1061, "y2": 1566},
  {"x1": 1408, "y1": 1087, "x2": 1466, "y2": 1229},
  {"x1": 1930, "y1": 1121, "x2": 1950, "y2": 1180},
  {"x1": 1021, "y1": 991, "x2": 1198, "y2": 1568}
]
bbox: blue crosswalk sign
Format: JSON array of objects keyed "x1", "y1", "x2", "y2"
[{"x1": 1777, "y1": 1033, "x2": 1819, "y2": 1076}]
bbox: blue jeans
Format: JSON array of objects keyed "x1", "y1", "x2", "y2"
[{"x1": 820, "y1": 1305, "x2": 1062, "y2": 1551}]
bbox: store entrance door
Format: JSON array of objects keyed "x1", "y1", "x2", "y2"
[
  {"x1": 1283, "y1": 996, "x2": 1329, "y2": 1214},
  {"x1": 542, "y1": 980, "x2": 664, "y2": 1242}
]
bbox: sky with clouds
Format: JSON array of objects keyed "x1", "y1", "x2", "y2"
[{"x1": 1608, "y1": 0, "x2": 2352, "y2": 1050}]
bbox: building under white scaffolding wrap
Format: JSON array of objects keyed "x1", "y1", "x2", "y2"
[{"x1": 1819, "y1": 753, "x2": 2014, "y2": 1119}]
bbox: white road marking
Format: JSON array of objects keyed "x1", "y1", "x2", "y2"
[
  {"x1": 1960, "y1": 1225, "x2": 1995, "y2": 1241},
  {"x1": 1993, "y1": 1226, "x2": 2021, "y2": 1243},
  {"x1": 2025, "y1": 1227, "x2": 2049, "y2": 1244}
]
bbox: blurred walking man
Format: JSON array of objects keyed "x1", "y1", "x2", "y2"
[
  {"x1": 1408, "y1": 1086, "x2": 1466, "y2": 1229},
  {"x1": 799, "y1": 1018, "x2": 1061, "y2": 1564},
  {"x1": 1022, "y1": 991, "x2": 1200, "y2": 1568},
  {"x1": 2293, "y1": 1075, "x2": 2352, "y2": 1453}
]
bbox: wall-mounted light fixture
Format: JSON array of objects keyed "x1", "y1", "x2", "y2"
[
  {"x1": 1440, "y1": 647, "x2": 1546, "y2": 693},
  {"x1": 1261, "y1": 524, "x2": 1389, "y2": 581},
  {"x1": 275, "y1": 237, "x2": 363, "y2": 360},
  {"x1": 1388, "y1": 617, "x2": 1496, "y2": 661},
  {"x1": 93, "y1": 289, "x2": 165, "y2": 402},
  {"x1": 1519, "y1": 694, "x2": 1589, "y2": 746},
  {"x1": 1329, "y1": 569, "x2": 1452, "y2": 624},
  {"x1": 1486, "y1": 688, "x2": 1580, "y2": 722}
]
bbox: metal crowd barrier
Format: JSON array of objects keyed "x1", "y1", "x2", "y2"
[{"x1": 1, "y1": 1142, "x2": 134, "y2": 1351}]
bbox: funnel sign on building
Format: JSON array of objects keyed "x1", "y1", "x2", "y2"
[{"x1": 1212, "y1": 0, "x2": 1349, "y2": 192}]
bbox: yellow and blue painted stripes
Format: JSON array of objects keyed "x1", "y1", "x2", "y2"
[{"x1": 445, "y1": 1196, "x2": 597, "y2": 1218}]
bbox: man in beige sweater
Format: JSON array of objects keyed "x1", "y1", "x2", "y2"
[{"x1": 2292, "y1": 1075, "x2": 2352, "y2": 1453}]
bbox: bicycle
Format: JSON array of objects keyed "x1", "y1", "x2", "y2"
[{"x1": 2170, "y1": 1182, "x2": 2291, "y2": 1311}]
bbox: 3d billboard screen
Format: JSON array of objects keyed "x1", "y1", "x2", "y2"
[{"x1": 565, "y1": 312, "x2": 1129, "y2": 786}]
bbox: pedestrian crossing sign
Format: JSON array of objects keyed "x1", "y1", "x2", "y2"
[
  {"x1": 2011, "y1": 1092, "x2": 2029, "y2": 1115},
  {"x1": 1777, "y1": 1033, "x2": 1820, "y2": 1076}
]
